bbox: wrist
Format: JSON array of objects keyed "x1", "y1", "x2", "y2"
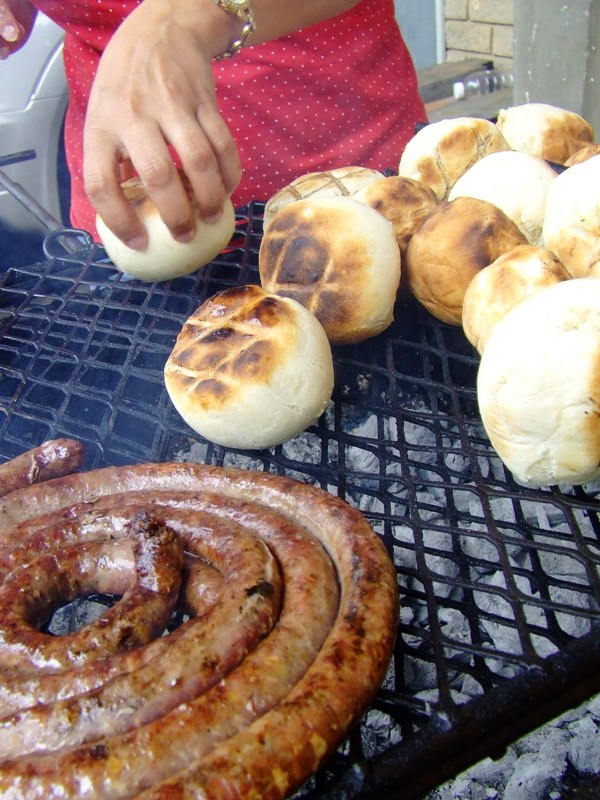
[{"x1": 212, "y1": 0, "x2": 255, "y2": 60}]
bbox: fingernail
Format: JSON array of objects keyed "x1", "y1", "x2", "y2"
[
  {"x1": 125, "y1": 235, "x2": 147, "y2": 251},
  {"x1": 1, "y1": 23, "x2": 20, "y2": 42},
  {"x1": 203, "y1": 210, "x2": 223, "y2": 225},
  {"x1": 173, "y1": 225, "x2": 195, "y2": 243}
]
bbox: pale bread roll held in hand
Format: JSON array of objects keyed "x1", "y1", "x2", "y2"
[
  {"x1": 96, "y1": 175, "x2": 236, "y2": 282},
  {"x1": 263, "y1": 166, "x2": 384, "y2": 230},
  {"x1": 496, "y1": 102, "x2": 594, "y2": 165},
  {"x1": 398, "y1": 117, "x2": 511, "y2": 201},
  {"x1": 404, "y1": 196, "x2": 527, "y2": 326},
  {"x1": 477, "y1": 278, "x2": 600, "y2": 487},
  {"x1": 448, "y1": 150, "x2": 557, "y2": 246},
  {"x1": 462, "y1": 244, "x2": 570, "y2": 354},
  {"x1": 542, "y1": 154, "x2": 600, "y2": 277},
  {"x1": 259, "y1": 196, "x2": 401, "y2": 345},
  {"x1": 352, "y1": 175, "x2": 439, "y2": 254},
  {"x1": 164, "y1": 285, "x2": 334, "y2": 450}
]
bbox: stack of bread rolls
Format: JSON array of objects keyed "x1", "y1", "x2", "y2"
[
  {"x1": 394, "y1": 104, "x2": 599, "y2": 488},
  {"x1": 95, "y1": 101, "x2": 600, "y2": 468},
  {"x1": 257, "y1": 103, "x2": 599, "y2": 485}
]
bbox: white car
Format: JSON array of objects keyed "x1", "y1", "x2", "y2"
[{"x1": 0, "y1": 12, "x2": 69, "y2": 243}]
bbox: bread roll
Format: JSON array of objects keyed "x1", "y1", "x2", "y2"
[
  {"x1": 96, "y1": 176, "x2": 236, "y2": 282},
  {"x1": 462, "y1": 244, "x2": 570, "y2": 354},
  {"x1": 477, "y1": 278, "x2": 600, "y2": 487},
  {"x1": 258, "y1": 196, "x2": 401, "y2": 345},
  {"x1": 398, "y1": 117, "x2": 511, "y2": 201},
  {"x1": 496, "y1": 102, "x2": 594, "y2": 165},
  {"x1": 352, "y1": 175, "x2": 439, "y2": 254},
  {"x1": 448, "y1": 151, "x2": 557, "y2": 246},
  {"x1": 164, "y1": 285, "x2": 334, "y2": 450},
  {"x1": 565, "y1": 143, "x2": 600, "y2": 167},
  {"x1": 404, "y1": 196, "x2": 528, "y2": 326},
  {"x1": 584, "y1": 240, "x2": 600, "y2": 278},
  {"x1": 263, "y1": 166, "x2": 384, "y2": 230},
  {"x1": 542, "y1": 154, "x2": 600, "y2": 277}
]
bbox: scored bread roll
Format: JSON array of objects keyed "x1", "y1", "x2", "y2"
[
  {"x1": 404, "y1": 196, "x2": 527, "y2": 326},
  {"x1": 352, "y1": 175, "x2": 439, "y2": 254},
  {"x1": 542, "y1": 154, "x2": 600, "y2": 277},
  {"x1": 448, "y1": 150, "x2": 557, "y2": 246},
  {"x1": 496, "y1": 102, "x2": 595, "y2": 165},
  {"x1": 96, "y1": 175, "x2": 236, "y2": 282},
  {"x1": 398, "y1": 117, "x2": 511, "y2": 201},
  {"x1": 258, "y1": 196, "x2": 401, "y2": 345},
  {"x1": 262, "y1": 166, "x2": 384, "y2": 230},
  {"x1": 477, "y1": 278, "x2": 600, "y2": 487},
  {"x1": 462, "y1": 244, "x2": 570, "y2": 354},
  {"x1": 164, "y1": 285, "x2": 334, "y2": 450}
]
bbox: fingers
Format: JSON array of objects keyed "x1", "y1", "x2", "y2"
[
  {"x1": 0, "y1": 0, "x2": 37, "y2": 55},
  {"x1": 0, "y1": 4, "x2": 23, "y2": 58},
  {"x1": 85, "y1": 103, "x2": 241, "y2": 250},
  {"x1": 0, "y1": 2, "x2": 20, "y2": 41},
  {"x1": 83, "y1": 129, "x2": 147, "y2": 250}
]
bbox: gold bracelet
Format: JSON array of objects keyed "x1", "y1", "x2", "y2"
[{"x1": 213, "y1": 0, "x2": 255, "y2": 61}]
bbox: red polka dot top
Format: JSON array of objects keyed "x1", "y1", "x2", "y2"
[{"x1": 35, "y1": 0, "x2": 427, "y2": 237}]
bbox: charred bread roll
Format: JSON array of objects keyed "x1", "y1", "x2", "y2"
[
  {"x1": 565, "y1": 142, "x2": 600, "y2": 167},
  {"x1": 477, "y1": 278, "x2": 600, "y2": 487},
  {"x1": 164, "y1": 285, "x2": 334, "y2": 450},
  {"x1": 448, "y1": 151, "x2": 557, "y2": 246},
  {"x1": 496, "y1": 102, "x2": 595, "y2": 165},
  {"x1": 397, "y1": 117, "x2": 511, "y2": 201},
  {"x1": 352, "y1": 175, "x2": 440, "y2": 254},
  {"x1": 263, "y1": 166, "x2": 384, "y2": 230},
  {"x1": 259, "y1": 196, "x2": 401, "y2": 345},
  {"x1": 96, "y1": 175, "x2": 236, "y2": 282},
  {"x1": 404, "y1": 196, "x2": 528, "y2": 326},
  {"x1": 462, "y1": 244, "x2": 570, "y2": 354},
  {"x1": 542, "y1": 154, "x2": 600, "y2": 277}
]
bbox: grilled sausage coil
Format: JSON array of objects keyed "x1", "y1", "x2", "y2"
[{"x1": 0, "y1": 442, "x2": 399, "y2": 799}]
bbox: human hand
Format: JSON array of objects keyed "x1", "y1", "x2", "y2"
[
  {"x1": 0, "y1": 0, "x2": 37, "y2": 59},
  {"x1": 84, "y1": 0, "x2": 242, "y2": 250}
]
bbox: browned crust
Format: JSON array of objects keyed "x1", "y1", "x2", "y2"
[
  {"x1": 164, "y1": 285, "x2": 296, "y2": 413},
  {"x1": 565, "y1": 143, "x2": 600, "y2": 167},
  {"x1": 358, "y1": 176, "x2": 440, "y2": 252},
  {"x1": 405, "y1": 197, "x2": 528, "y2": 325}
]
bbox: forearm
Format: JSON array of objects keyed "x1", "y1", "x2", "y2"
[
  {"x1": 248, "y1": 0, "x2": 363, "y2": 44},
  {"x1": 186, "y1": 0, "x2": 363, "y2": 59}
]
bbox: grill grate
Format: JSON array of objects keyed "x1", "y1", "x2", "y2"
[{"x1": 0, "y1": 203, "x2": 599, "y2": 798}]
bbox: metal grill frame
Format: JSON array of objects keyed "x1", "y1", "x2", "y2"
[{"x1": 0, "y1": 203, "x2": 599, "y2": 799}]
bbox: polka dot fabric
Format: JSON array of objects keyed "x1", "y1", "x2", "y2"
[{"x1": 35, "y1": 0, "x2": 427, "y2": 237}]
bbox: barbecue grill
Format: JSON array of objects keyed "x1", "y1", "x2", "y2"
[{"x1": 1, "y1": 197, "x2": 600, "y2": 799}]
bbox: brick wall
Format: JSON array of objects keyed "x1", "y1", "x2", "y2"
[{"x1": 445, "y1": 0, "x2": 514, "y2": 69}]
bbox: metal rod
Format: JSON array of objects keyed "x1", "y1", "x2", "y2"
[
  {"x1": 0, "y1": 149, "x2": 36, "y2": 169},
  {"x1": 0, "y1": 166, "x2": 63, "y2": 232}
]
